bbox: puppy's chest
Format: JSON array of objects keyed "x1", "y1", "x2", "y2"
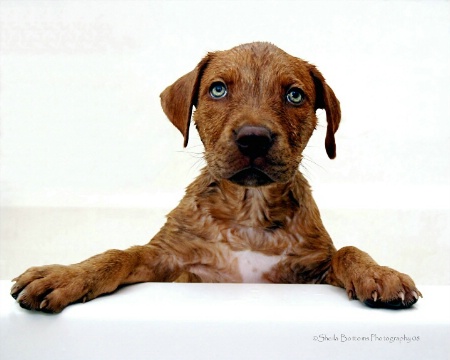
[
  {"x1": 186, "y1": 190, "x2": 305, "y2": 282},
  {"x1": 213, "y1": 225, "x2": 301, "y2": 283}
]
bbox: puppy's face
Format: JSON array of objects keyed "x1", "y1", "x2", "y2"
[
  {"x1": 194, "y1": 44, "x2": 319, "y2": 186},
  {"x1": 161, "y1": 42, "x2": 341, "y2": 187}
]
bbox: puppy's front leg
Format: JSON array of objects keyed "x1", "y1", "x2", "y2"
[
  {"x1": 11, "y1": 245, "x2": 169, "y2": 313},
  {"x1": 327, "y1": 246, "x2": 422, "y2": 309}
]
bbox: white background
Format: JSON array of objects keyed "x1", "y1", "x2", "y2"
[{"x1": 0, "y1": 0, "x2": 449, "y2": 284}]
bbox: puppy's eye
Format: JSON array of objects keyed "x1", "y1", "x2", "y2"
[
  {"x1": 286, "y1": 87, "x2": 304, "y2": 105},
  {"x1": 209, "y1": 82, "x2": 227, "y2": 99}
]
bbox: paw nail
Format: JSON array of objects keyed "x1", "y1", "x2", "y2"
[
  {"x1": 17, "y1": 290, "x2": 26, "y2": 302},
  {"x1": 347, "y1": 290, "x2": 353, "y2": 300},
  {"x1": 372, "y1": 291, "x2": 378, "y2": 302},
  {"x1": 40, "y1": 299, "x2": 48, "y2": 310},
  {"x1": 399, "y1": 291, "x2": 405, "y2": 302},
  {"x1": 412, "y1": 291, "x2": 418, "y2": 300}
]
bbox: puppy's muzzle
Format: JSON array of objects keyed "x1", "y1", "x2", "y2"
[
  {"x1": 234, "y1": 125, "x2": 274, "y2": 159},
  {"x1": 228, "y1": 125, "x2": 276, "y2": 187}
]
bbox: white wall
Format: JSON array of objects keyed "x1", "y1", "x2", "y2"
[{"x1": 0, "y1": 0, "x2": 449, "y2": 283}]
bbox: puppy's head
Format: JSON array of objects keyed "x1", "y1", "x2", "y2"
[{"x1": 161, "y1": 42, "x2": 340, "y2": 187}]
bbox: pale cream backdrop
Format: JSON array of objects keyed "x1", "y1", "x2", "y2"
[{"x1": 0, "y1": 0, "x2": 449, "y2": 284}]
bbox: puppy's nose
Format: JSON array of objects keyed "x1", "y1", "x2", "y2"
[{"x1": 235, "y1": 125, "x2": 274, "y2": 158}]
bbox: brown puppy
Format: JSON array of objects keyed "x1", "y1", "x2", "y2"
[{"x1": 11, "y1": 42, "x2": 421, "y2": 313}]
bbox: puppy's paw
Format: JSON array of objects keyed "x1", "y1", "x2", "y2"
[
  {"x1": 11, "y1": 265, "x2": 91, "y2": 313},
  {"x1": 348, "y1": 265, "x2": 422, "y2": 309}
]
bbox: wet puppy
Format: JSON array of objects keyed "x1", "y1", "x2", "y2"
[{"x1": 11, "y1": 42, "x2": 421, "y2": 312}]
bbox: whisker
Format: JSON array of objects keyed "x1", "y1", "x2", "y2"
[
  {"x1": 190, "y1": 158, "x2": 206, "y2": 172},
  {"x1": 300, "y1": 155, "x2": 328, "y2": 182},
  {"x1": 176, "y1": 145, "x2": 205, "y2": 159}
]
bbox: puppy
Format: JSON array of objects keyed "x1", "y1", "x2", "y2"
[{"x1": 11, "y1": 42, "x2": 421, "y2": 312}]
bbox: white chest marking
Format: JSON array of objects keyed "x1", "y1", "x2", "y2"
[{"x1": 233, "y1": 250, "x2": 282, "y2": 283}]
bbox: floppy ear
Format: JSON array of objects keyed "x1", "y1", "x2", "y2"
[
  {"x1": 309, "y1": 67, "x2": 341, "y2": 159},
  {"x1": 160, "y1": 56, "x2": 210, "y2": 147}
]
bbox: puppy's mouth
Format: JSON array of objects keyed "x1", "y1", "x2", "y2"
[{"x1": 228, "y1": 167, "x2": 275, "y2": 187}]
